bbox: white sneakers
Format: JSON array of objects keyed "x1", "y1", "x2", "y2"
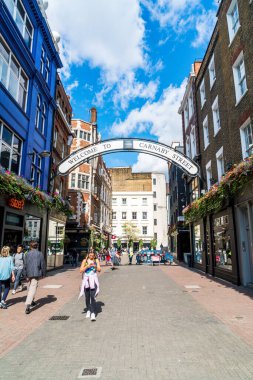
[
  {"x1": 12, "y1": 290, "x2": 16, "y2": 295},
  {"x1": 86, "y1": 310, "x2": 91, "y2": 318},
  {"x1": 86, "y1": 310, "x2": 96, "y2": 321}
]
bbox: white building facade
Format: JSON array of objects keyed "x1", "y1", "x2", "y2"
[{"x1": 110, "y1": 168, "x2": 168, "y2": 249}]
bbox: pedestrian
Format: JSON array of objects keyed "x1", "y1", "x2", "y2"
[
  {"x1": 23, "y1": 241, "x2": 46, "y2": 315},
  {"x1": 12, "y1": 244, "x2": 25, "y2": 294},
  {"x1": 105, "y1": 249, "x2": 111, "y2": 266},
  {"x1": 128, "y1": 249, "x2": 133, "y2": 265},
  {"x1": 79, "y1": 248, "x2": 101, "y2": 321},
  {"x1": 71, "y1": 248, "x2": 78, "y2": 267},
  {"x1": 0, "y1": 246, "x2": 15, "y2": 309}
]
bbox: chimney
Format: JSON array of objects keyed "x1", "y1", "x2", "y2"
[{"x1": 90, "y1": 107, "x2": 97, "y2": 124}]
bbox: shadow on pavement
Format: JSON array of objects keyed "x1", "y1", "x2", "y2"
[{"x1": 32, "y1": 295, "x2": 57, "y2": 311}]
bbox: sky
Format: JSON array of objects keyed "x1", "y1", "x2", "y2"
[{"x1": 46, "y1": 0, "x2": 219, "y2": 173}]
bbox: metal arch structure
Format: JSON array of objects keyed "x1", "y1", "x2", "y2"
[{"x1": 56, "y1": 138, "x2": 200, "y2": 177}]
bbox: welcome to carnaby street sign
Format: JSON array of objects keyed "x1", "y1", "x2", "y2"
[{"x1": 57, "y1": 138, "x2": 199, "y2": 177}]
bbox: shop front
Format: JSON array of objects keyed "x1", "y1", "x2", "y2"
[
  {"x1": 47, "y1": 210, "x2": 67, "y2": 270},
  {"x1": 191, "y1": 207, "x2": 240, "y2": 285},
  {"x1": 0, "y1": 196, "x2": 47, "y2": 257}
]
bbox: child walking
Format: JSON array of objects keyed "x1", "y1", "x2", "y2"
[
  {"x1": 0, "y1": 246, "x2": 15, "y2": 309},
  {"x1": 79, "y1": 248, "x2": 101, "y2": 321}
]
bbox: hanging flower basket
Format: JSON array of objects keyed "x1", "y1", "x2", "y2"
[
  {"x1": 0, "y1": 167, "x2": 72, "y2": 216},
  {"x1": 183, "y1": 155, "x2": 253, "y2": 223}
]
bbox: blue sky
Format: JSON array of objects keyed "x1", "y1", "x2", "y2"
[{"x1": 47, "y1": 0, "x2": 218, "y2": 172}]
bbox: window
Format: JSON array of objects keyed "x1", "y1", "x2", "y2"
[
  {"x1": 142, "y1": 198, "x2": 147, "y2": 205},
  {"x1": 3, "y1": 0, "x2": 34, "y2": 50},
  {"x1": 153, "y1": 178, "x2": 156, "y2": 186},
  {"x1": 212, "y1": 96, "x2": 221, "y2": 135},
  {"x1": 122, "y1": 198, "x2": 127, "y2": 205},
  {"x1": 154, "y1": 204, "x2": 157, "y2": 211},
  {"x1": 214, "y1": 215, "x2": 232, "y2": 270},
  {"x1": 142, "y1": 226, "x2": 147, "y2": 235},
  {"x1": 188, "y1": 92, "x2": 194, "y2": 119},
  {"x1": 142, "y1": 212, "x2": 147, "y2": 220},
  {"x1": 0, "y1": 121, "x2": 22, "y2": 174},
  {"x1": 232, "y1": 52, "x2": 247, "y2": 103},
  {"x1": 216, "y1": 147, "x2": 224, "y2": 183},
  {"x1": 153, "y1": 191, "x2": 156, "y2": 198},
  {"x1": 208, "y1": 54, "x2": 216, "y2": 88},
  {"x1": 132, "y1": 212, "x2": 137, "y2": 220},
  {"x1": 53, "y1": 128, "x2": 58, "y2": 148},
  {"x1": 193, "y1": 224, "x2": 203, "y2": 264},
  {"x1": 154, "y1": 219, "x2": 157, "y2": 226},
  {"x1": 77, "y1": 174, "x2": 89, "y2": 190},
  {"x1": 112, "y1": 212, "x2": 116, "y2": 220},
  {"x1": 40, "y1": 47, "x2": 50, "y2": 84},
  {"x1": 184, "y1": 103, "x2": 189, "y2": 127},
  {"x1": 206, "y1": 161, "x2": 212, "y2": 190},
  {"x1": 227, "y1": 0, "x2": 240, "y2": 42},
  {"x1": 190, "y1": 126, "x2": 196, "y2": 158},
  {"x1": 112, "y1": 198, "x2": 117, "y2": 204},
  {"x1": 35, "y1": 95, "x2": 41, "y2": 130},
  {"x1": 70, "y1": 173, "x2": 76, "y2": 188},
  {"x1": 154, "y1": 233, "x2": 157, "y2": 240},
  {"x1": 0, "y1": 36, "x2": 28, "y2": 111},
  {"x1": 186, "y1": 136, "x2": 191, "y2": 158},
  {"x1": 61, "y1": 142, "x2": 65, "y2": 159},
  {"x1": 122, "y1": 212, "x2": 126, "y2": 220},
  {"x1": 41, "y1": 103, "x2": 46, "y2": 134},
  {"x1": 200, "y1": 79, "x2": 206, "y2": 108},
  {"x1": 240, "y1": 118, "x2": 253, "y2": 158},
  {"x1": 30, "y1": 151, "x2": 42, "y2": 187},
  {"x1": 203, "y1": 116, "x2": 209, "y2": 149}
]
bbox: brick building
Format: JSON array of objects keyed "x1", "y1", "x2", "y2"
[
  {"x1": 47, "y1": 74, "x2": 73, "y2": 268},
  {"x1": 167, "y1": 143, "x2": 190, "y2": 261},
  {"x1": 181, "y1": 0, "x2": 253, "y2": 285},
  {"x1": 66, "y1": 108, "x2": 112, "y2": 254}
]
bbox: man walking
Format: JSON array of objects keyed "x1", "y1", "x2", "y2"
[{"x1": 23, "y1": 241, "x2": 46, "y2": 315}]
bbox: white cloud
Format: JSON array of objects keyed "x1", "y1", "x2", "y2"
[
  {"x1": 141, "y1": 0, "x2": 216, "y2": 48},
  {"x1": 112, "y1": 72, "x2": 159, "y2": 110},
  {"x1": 111, "y1": 79, "x2": 187, "y2": 175},
  {"x1": 47, "y1": 0, "x2": 146, "y2": 82},
  {"x1": 192, "y1": 10, "x2": 217, "y2": 48}
]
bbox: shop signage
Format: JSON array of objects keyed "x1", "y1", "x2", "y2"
[
  {"x1": 8, "y1": 198, "x2": 25, "y2": 210},
  {"x1": 57, "y1": 138, "x2": 199, "y2": 177}
]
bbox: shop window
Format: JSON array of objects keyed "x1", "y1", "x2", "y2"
[
  {"x1": 193, "y1": 224, "x2": 203, "y2": 264},
  {"x1": 213, "y1": 215, "x2": 232, "y2": 270},
  {"x1": 5, "y1": 212, "x2": 23, "y2": 227},
  {"x1": 23, "y1": 215, "x2": 41, "y2": 249}
]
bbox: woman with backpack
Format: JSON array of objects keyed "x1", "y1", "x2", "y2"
[
  {"x1": 0, "y1": 246, "x2": 15, "y2": 309},
  {"x1": 12, "y1": 244, "x2": 25, "y2": 294}
]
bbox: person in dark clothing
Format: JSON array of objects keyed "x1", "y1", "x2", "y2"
[
  {"x1": 23, "y1": 241, "x2": 46, "y2": 315},
  {"x1": 71, "y1": 248, "x2": 78, "y2": 267}
]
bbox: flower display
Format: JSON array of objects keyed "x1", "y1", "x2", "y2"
[
  {"x1": 183, "y1": 155, "x2": 253, "y2": 223},
  {"x1": 0, "y1": 167, "x2": 72, "y2": 216}
]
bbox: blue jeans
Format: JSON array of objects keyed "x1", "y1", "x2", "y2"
[
  {"x1": 0, "y1": 279, "x2": 11, "y2": 302},
  {"x1": 13, "y1": 268, "x2": 23, "y2": 290}
]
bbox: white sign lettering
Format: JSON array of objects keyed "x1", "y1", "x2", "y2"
[{"x1": 57, "y1": 139, "x2": 199, "y2": 176}]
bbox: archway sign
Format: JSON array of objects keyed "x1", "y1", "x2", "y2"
[{"x1": 57, "y1": 138, "x2": 199, "y2": 177}]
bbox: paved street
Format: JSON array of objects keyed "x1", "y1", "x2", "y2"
[{"x1": 1, "y1": 259, "x2": 253, "y2": 380}]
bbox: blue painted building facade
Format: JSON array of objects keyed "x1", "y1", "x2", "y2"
[
  {"x1": 0, "y1": 0, "x2": 62, "y2": 190},
  {"x1": 0, "y1": 0, "x2": 62, "y2": 251}
]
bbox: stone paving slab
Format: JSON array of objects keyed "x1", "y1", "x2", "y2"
[{"x1": 1, "y1": 262, "x2": 253, "y2": 379}]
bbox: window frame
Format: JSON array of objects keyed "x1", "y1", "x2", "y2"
[
  {"x1": 212, "y1": 96, "x2": 221, "y2": 135},
  {"x1": 216, "y1": 146, "x2": 224, "y2": 182},
  {"x1": 203, "y1": 116, "x2": 209, "y2": 149},
  {"x1": 206, "y1": 160, "x2": 212, "y2": 190},
  {"x1": 232, "y1": 51, "x2": 247, "y2": 104},
  {"x1": 240, "y1": 117, "x2": 253, "y2": 159},
  {"x1": 199, "y1": 79, "x2": 206, "y2": 108},
  {"x1": 226, "y1": 0, "x2": 240, "y2": 43},
  {"x1": 208, "y1": 54, "x2": 216, "y2": 89},
  {"x1": 0, "y1": 120, "x2": 22, "y2": 175}
]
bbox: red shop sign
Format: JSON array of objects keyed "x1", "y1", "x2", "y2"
[{"x1": 8, "y1": 198, "x2": 25, "y2": 210}]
